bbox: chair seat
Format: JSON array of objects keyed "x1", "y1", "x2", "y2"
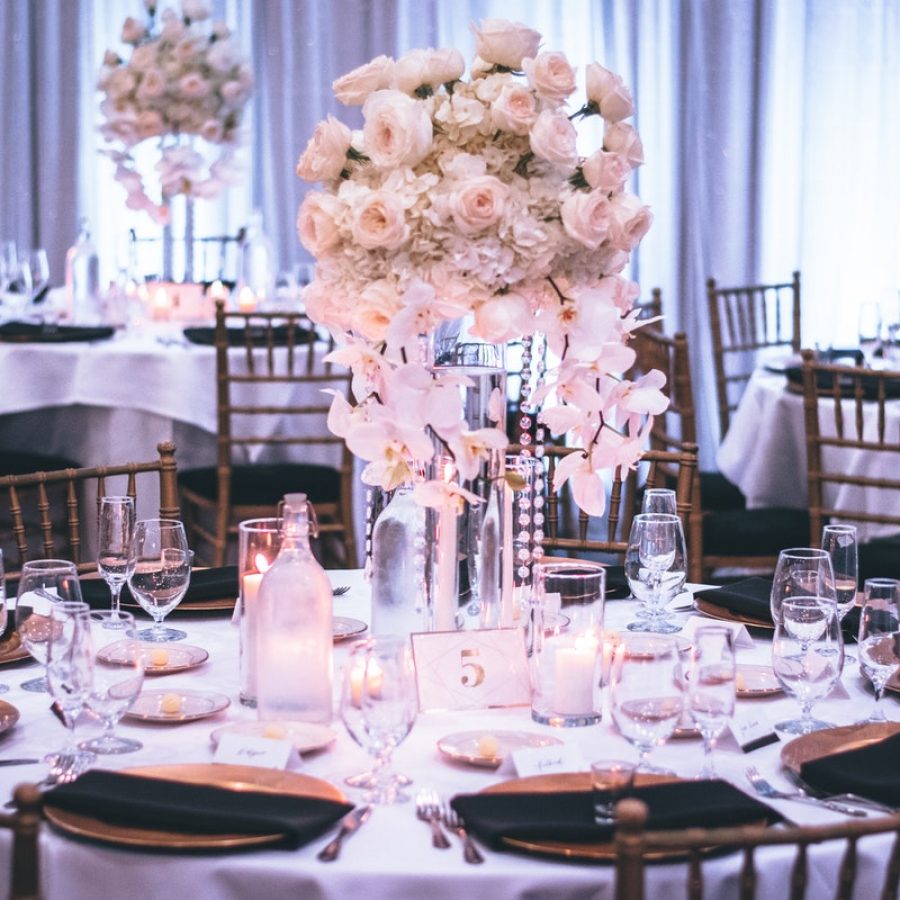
[
  {"x1": 0, "y1": 450, "x2": 79, "y2": 475},
  {"x1": 859, "y1": 535, "x2": 900, "y2": 581},
  {"x1": 700, "y1": 471, "x2": 746, "y2": 511},
  {"x1": 702, "y1": 507, "x2": 810, "y2": 557},
  {"x1": 178, "y1": 463, "x2": 341, "y2": 507}
]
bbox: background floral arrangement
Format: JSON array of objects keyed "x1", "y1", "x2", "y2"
[
  {"x1": 296, "y1": 18, "x2": 666, "y2": 516},
  {"x1": 98, "y1": 0, "x2": 252, "y2": 225}
]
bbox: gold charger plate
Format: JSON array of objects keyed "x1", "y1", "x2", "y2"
[
  {"x1": 0, "y1": 632, "x2": 30, "y2": 666},
  {"x1": 780, "y1": 722, "x2": 900, "y2": 775},
  {"x1": 0, "y1": 699, "x2": 20, "y2": 736},
  {"x1": 124, "y1": 689, "x2": 231, "y2": 723},
  {"x1": 97, "y1": 640, "x2": 209, "y2": 676},
  {"x1": 694, "y1": 597, "x2": 773, "y2": 631},
  {"x1": 736, "y1": 664, "x2": 782, "y2": 697},
  {"x1": 884, "y1": 670, "x2": 900, "y2": 694},
  {"x1": 43, "y1": 763, "x2": 346, "y2": 850},
  {"x1": 123, "y1": 596, "x2": 236, "y2": 614},
  {"x1": 437, "y1": 730, "x2": 564, "y2": 768},
  {"x1": 333, "y1": 616, "x2": 367, "y2": 642}
]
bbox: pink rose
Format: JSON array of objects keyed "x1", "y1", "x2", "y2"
[
  {"x1": 581, "y1": 150, "x2": 631, "y2": 192},
  {"x1": 136, "y1": 110, "x2": 164, "y2": 140},
  {"x1": 179, "y1": 73, "x2": 210, "y2": 99},
  {"x1": 449, "y1": 176, "x2": 509, "y2": 235},
  {"x1": 296, "y1": 191, "x2": 343, "y2": 256},
  {"x1": 121, "y1": 17, "x2": 146, "y2": 44},
  {"x1": 333, "y1": 55, "x2": 394, "y2": 105},
  {"x1": 528, "y1": 109, "x2": 577, "y2": 171},
  {"x1": 200, "y1": 118, "x2": 224, "y2": 143},
  {"x1": 351, "y1": 190, "x2": 409, "y2": 249},
  {"x1": 585, "y1": 63, "x2": 634, "y2": 122},
  {"x1": 603, "y1": 122, "x2": 644, "y2": 167},
  {"x1": 362, "y1": 90, "x2": 433, "y2": 168},
  {"x1": 470, "y1": 19, "x2": 541, "y2": 69},
  {"x1": 296, "y1": 116, "x2": 352, "y2": 183},
  {"x1": 471, "y1": 292, "x2": 532, "y2": 342},
  {"x1": 136, "y1": 69, "x2": 165, "y2": 101},
  {"x1": 560, "y1": 190, "x2": 612, "y2": 249},
  {"x1": 428, "y1": 48, "x2": 465, "y2": 85},
  {"x1": 491, "y1": 83, "x2": 538, "y2": 134},
  {"x1": 392, "y1": 48, "x2": 465, "y2": 93},
  {"x1": 352, "y1": 281, "x2": 403, "y2": 342},
  {"x1": 521, "y1": 51, "x2": 576, "y2": 102},
  {"x1": 607, "y1": 193, "x2": 653, "y2": 251}
]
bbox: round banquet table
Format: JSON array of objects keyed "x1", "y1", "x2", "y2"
[{"x1": 0, "y1": 570, "x2": 895, "y2": 900}]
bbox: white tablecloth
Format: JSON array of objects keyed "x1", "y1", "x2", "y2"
[
  {"x1": 716, "y1": 368, "x2": 900, "y2": 542},
  {"x1": 0, "y1": 571, "x2": 894, "y2": 899}
]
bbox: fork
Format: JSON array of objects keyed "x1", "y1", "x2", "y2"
[
  {"x1": 441, "y1": 801, "x2": 484, "y2": 864},
  {"x1": 415, "y1": 790, "x2": 451, "y2": 849},
  {"x1": 332, "y1": 585, "x2": 351, "y2": 596},
  {"x1": 3, "y1": 753, "x2": 77, "y2": 809},
  {"x1": 745, "y1": 767, "x2": 867, "y2": 817}
]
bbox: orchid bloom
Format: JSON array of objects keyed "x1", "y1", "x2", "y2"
[
  {"x1": 323, "y1": 341, "x2": 392, "y2": 402},
  {"x1": 613, "y1": 369, "x2": 668, "y2": 433},
  {"x1": 344, "y1": 418, "x2": 434, "y2": 490},
  {"x1": 413, "y1": 479, "x2": 484, "y2": 515},
  {"x1": 443, "y1": 426, "x2": 509, "y2": 481},
  {"x1": 381, "y1": 363, "x2": 469, "y2": 431},
  {"x1": 385, "y1": 281, "x2": 470, "y2": 357}
]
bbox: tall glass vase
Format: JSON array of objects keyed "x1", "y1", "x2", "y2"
[{"x1": 161, "y1": 193, "x2": 195, "y2": 283}]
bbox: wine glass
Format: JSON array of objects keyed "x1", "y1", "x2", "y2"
[
  {"x1": 340, "y1": 637, "x2": 417, "y2": 805},
  {"x1": 770, "y1": 548, "x2": 836, "y2": 626},
  {"x1": 26, "y1": 248, "x2": 49, "y2": 302},
  {"x1": 772, "y1": 595, "x2": 843, "y2": 734},
  {"x1": 858, "y1": 301, "x2": 883, "y2": 366},
  {"x1": 857, "y1": 578, "x2": 900, "y2": 724},
  {"x1": 0, "y1": 548, "x2": 8, "y2": 694},
  {"x1": 14, "y1": 559, "x2": 83, "y2": 692},
  {"x1": 97, "y1": 496, "x2": 136, "y2": 626},
  {"x1": 609, "y1": 635, "x2": 683, "y2": 773},
  {"x1": 821, "y1": 524, "x2": 858, "y2": 662},
  {"x1": 45, "y1": 600, "x2": 95, "y2": 775},
  {"x1": 80, "y1": 610, "x2": 144, "y2": 754},
  {"x1": 624, "y1": 513, "x2": 686, "y2": 633},
  {"x1": 127, "y1": 519, "x2": 191, "y2": 642},
  {"x1": 642, "y1": 488, "x2": 677, "y2": 515},
  {"x1": 687, "y1": 626, "x2": 735, "y2": 778}
]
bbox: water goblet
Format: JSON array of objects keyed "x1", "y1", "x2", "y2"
[
  {"x1": 14, "y1": 559, "x2": 83, "y2": 692},
  {"x1": 98, "y1": 495, "x2": 136, "y2": 626},
  {"x1": 821, "y1": 524, "x2": 858, "y2": 662},
  {"x1": 687, "y1": 626, "x2": 735, "y2": 778},
  {"x1": 624, "y1": 513, "x2": 686, "y2": 633},
  {"x1": 590, "y1": 759, "x2": 637, "y2": 823},
  {"x1": 772, "y1": 595, "x2": 843, "y2": 734},
  {"x1": 128, "y1": 518, "x2": 191, "y2": 642},
  {"x1": 642, "y1": 488, "x2": 677, "y2": 515},
  {"x1": 857, "y1": 578, "x2": 900, "y2": 724},
  {"x1": 609, "y1": 635, "x2": 683, "y2": 773},
  {"x1": 770, "y1": 548, "x2": 836, "y2": 626}
]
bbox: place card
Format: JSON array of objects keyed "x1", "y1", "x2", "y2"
[
  {"x1": 682, "y1": 615, "x2": 754, "y2": 649},
  {"x1": 411, "y1": 628, "x2": 530, "y2": 711},
  {"x1": 512, "y1": 743, "x2": 587, "y2": 778},
  {"x1": 731, "y1": 712, "x2": 780, "y2": 753},
  {"x1": 213, "y1": 731, "x2": 295, "y2": 769}
]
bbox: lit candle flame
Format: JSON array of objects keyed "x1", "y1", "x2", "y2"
[
  {"x1": 254, "y1": 553, "x2": 272, "y2": 574},
  {"x1": 238, "y1": 286, "x2": 257, "y2": 312}
]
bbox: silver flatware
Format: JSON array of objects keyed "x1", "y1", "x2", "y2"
[
  {"x1": 415, "y1": 789, "x2": 451, "y2": 849},
  {"x1": 745, "y1": 766, "x2": 867, "y2": 817},
  {"x1": 441, "y1": 800, "x2": 484, "y2": 864},
  {"x1": 317, "y1": 805, "x2": 372, "y2": 862},
  {"x1": 332, "y1": 585, "x2": 351, "y2": 596},
  {"x1": 0, "y1": 759, "x2": 40, "y2": 767}
]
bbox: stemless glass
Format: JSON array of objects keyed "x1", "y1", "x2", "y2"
[
  {"x1": 642, "y1": 488, "x2": 677, "y2": 515},
  {"x1": 821, "y1": 524, "x2": 858, "y2": 662},
  {"x1": 687, "y1": 626, "x2": 735, "y2": 778},
  {"x1": 98, "y1": 496, "x2": 136, "y2": 625},
  {"x1": 14, "y1": 559, "x2": 83, "y2": 692},
  {"x1": 857, "y1": 578, "x2": 900, "y2": 724},
  {"x1": 128, "y1": 519, "x2": 191, "y2": 642},
  {"x1": 770, "y1": 548, "x2": 836, "y2": 625},
  {"x1": 0, "y1": 548, "x2": 8, "y2": 694},
  {"x1": 772, "y1": 596, "x2": 843, "y2": 734},
  {"x1": 340, "y1": 637, "x2": 417, "y2": 805},
  {"x1": 609, "y1": 635, "x2": 683, "y2": 773},
  {"x1": 624, "y1": 513, "x2": 686, "y2": 633}
]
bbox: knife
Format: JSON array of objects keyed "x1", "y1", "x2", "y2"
[
  {"x1": 317, "y1": 805, "x2": 372, "y2": 862},
  {"x1": 0, "y1": 759, "x2": 40, "y2": 767}
]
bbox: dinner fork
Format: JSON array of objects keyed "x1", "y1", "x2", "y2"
[
  {"x1": 332, "y1": 585, "x2": 351, "y2": 596},
  {"x1": 3, "y1": 753, "x2": 77, "y2": 809},
  {"x1": 745, "y1": 767, "x2": 867, "y2": 817},
  {"x1": 441, "y1": 800, "x2": 484, "y2": 864},
  {"x1": 415, "y1": 790, "x2": 451, "y2": 849}
]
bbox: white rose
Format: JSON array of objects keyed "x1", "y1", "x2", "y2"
[
  {"x1": 174, "y1": 36, "x2": 204, "y2": 63},
  {"x1": 521, "y1": 51, "x2": 576, "y2": 101},
  {"x1": 491, "y1": 83, "x2": 537, "y2": 134},
  {"x1": 129, "y1": 43, "x2": 157, "y2": 72},
  {"x1": 121, "y1": 17, "x2": 146, "y2": 44},
  {"x1": 352, "y1": 280, "x2": 403, "y2": 342},
  {"x1": 581, "y1": 150, "x2": 631, "y2": 192},
  {"x1": 296, "y1": 116, "x2": 352, "y2": 182},
  {"x1": 212, "y1": 22, "x2": 230, "y2": 40},
  {"x1": 200, "y1": 118, "x2": 224, "y2": 143},
  {"x1": 333, "y1": 55, "x2": 394, "y2": 105},
  {"x1": 470, "y1": 19, "x2": 541, "y2": 69},
  {"x1": 471, "y1": 292, "x2": 532, "y2": 342},
  {"x1": 221, "y1": 80, "x2": 248, "y2": 105},
  {"x1": 297, "y1": 192, "x2": 344, "y2": 257},
  {"x1": 528, "y1": 109, "x2": 577, "y2": 171},
  {"x1": 448, "y1": 176, "x2": 508, "y2": 235},
  {"x1": 585, "y1": 62, "x2": 634, "y2": 122},
  {"x1": 161, "y1": 13, "x2": 184, "y2": 40},
  {"x1": 362, "y1": 90, "x2": 433, "y2": 168},
  {"x1": 351, "y1": 190, "x2": 409, "y2": 249},
  {"x1": 207, "y1": 40, "x2": 241, "y2": 74},
  {"x1": 179, "y1": 72, "x2": 210, "y2": 98},
  {"x1": 560, "y1": 190, "x2": 612, "y2": 249},
  {"x1": 102, "y1": 50, "x2": 120, "y2": 67},
  {"x1": 105, "y1": 67, "x2": 137, "y2": 100},
  {"x1": 181, "y1": 0, "x2": 211, "y2": 21},
  {"x1": 607, "y1": 193, "x2": 653, "y2": 251},
  {"x1": 604, "y1": 122, "x2": 644, "y2": 167},
  {"x1": 428, "y1": 48, "x2": 465, "y2": 85},
  {"x1": 392, "y1": 49, "x2": 433, "y2": 94},
  {"x1": 136, "y1": 109, "x2": 164, "y2": 139}
]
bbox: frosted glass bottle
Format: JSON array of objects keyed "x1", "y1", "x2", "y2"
[
  {"x1": 256, "y1": 493, "x2": 334, "y2": 723},
  {"x1": 65, "y1": 218, "x2": 100, "y2": 322},
  {"x1": 370, "y1": 485, "x2": 427, "y2": 637},
  {"x1": 239, "y1": 209, "x2": 275, "y2": 303}
]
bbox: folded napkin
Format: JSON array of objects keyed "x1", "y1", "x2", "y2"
[
  {"x1": 800, "y1": 732, "x2": 900, "y2": 807},
  {"x1": 183, "y1": 324, "x2": 313, "y2": 347},
  {"x1": 44, "y1": 769, "x2": 353, "y2": 849},
  {"x1": 604, "y1": 565, "x2": 629, "y2": 598},
  {"x1": 77, "y1": 566, "x2": 238, "y2": 610},
  {"x1": 451, "y1": 780, "x2": 779, "y2": 849},
  {"x1": 694, "y1": 577, "x2": 773, "y2": 624},
  {"x1": 0, "y1": 322, "x2": 115, "y2": 343}
]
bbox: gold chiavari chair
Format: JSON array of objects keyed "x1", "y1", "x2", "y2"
[
  {"x1": 0, "y1": 783, "x2": 42, "y2": 900},
  {"x1": 178, "y1": 300, "x2": 356, "y2": 568},
  {"x1": 0, "y1": 442, "x2": 179, "y2": 576},
  {"x1": 708, "y1": 271, "x2": 801, "y2": 438},
  {"x1": 614, "y1": 796, "x2": 900, "y2": 900}
]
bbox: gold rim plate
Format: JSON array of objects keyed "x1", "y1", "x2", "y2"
[
  {"x1": 124, "y1": 689, "x2": 231, "y2": 723},
  {"x1": 0, "y1": 699, "x2": 20, "y2": 735},
  {"x1": 437, "y1": 730, "x2": 564, "y2": 768},
  {"x1": 210, "y1": 721, "x2": 337, "y2": 754},
  {"x1": 736, "y1": 664, "x2": 782, "y2": 697},
  {"x1": 333, "y1": 616, "x2": 367, "y2": 641},
  {"x1": 97, "y1": 641, "x2": 209, "y2": 676},
  {"x1": 43, "y1": 763, "x2": 346, "y2": 850},
  {"x1": 0, "y1": 633, "x2": 30, "y2": 666},
  {"x1": 781, "y1": 722, "x2": 900, "y2": 774},
  {"x1": 694, "y1": 597, "x2": 773, "y2": 630}
]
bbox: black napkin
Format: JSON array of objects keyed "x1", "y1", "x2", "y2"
[
  {"x1": 451, "y1": 780, "x2": 780, "y2": 849},
  {"x1": 76, "y1": 566, "x2": 238, "y2": 610},
  {"x1": 0, "y1": 322, "x2": 115, "y2": 343},
  {"x1": 183, "y1": 324, "x2": 313, "y2": 347},
  {"x1": 694, "y1": 577, "x2": 773, "y2": 624},
  {"x1": 800, "y1": 732, "x2": 900, "y2": 807},
  {"x1": 604, "y1": 565, "x2": 629, "y2": 598},
  {"x1": 44, "y1": 769, "x2": 353, "y2": 849}
]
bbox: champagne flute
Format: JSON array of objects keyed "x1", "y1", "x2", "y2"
[
  {"x1": 857, "y1": 578, "x2": 900, "y2": 724},
  {"x1": 772, "y1": 595, "x2": 843, "y2": 734},
  {"x1": 14, "y1": 559, "x2": 83, "y2": 692},
  {"x1": 770, "y1": 548, "x2": 836, "y2": 626},
  {"x1": 128, "y1": 519, "x2": 191, "y2": 642},
  {"x1": 98, "y1": 496, "x2": 136, "y2": 626},
  {"x1": 687, "y1": 626, "x2": 735, "y2": 778},
  {"x1": 80, "y1": 610, "x2": 144, "y2": 754},
  {"x1": 625, "y1": 513, "x2": 686, "y2": 633},
  {"x1": 0, "y1": 548, "x2": 8, "y2": 694},
  {"x1": 821, "y1": 524, "x2": 858, "y2": 663},
  {"x1": 609, "y1": 635, "x2": 683, "y2": 773}
]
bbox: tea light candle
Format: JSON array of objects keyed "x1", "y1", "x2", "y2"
[
  {"x1": 152, "y1": 286, "x2": 172, "y2": 321},
  {"x1": 349, "y1": 659, "x2": 384, "y2": 707},
  {"x1": 161, "y1": 693, "x2": 182, "y2": 714},
  {"x1": 240, "y1": 554, "x2": 271, "y2": 699},
  {"x1": 208, "y1": 279, "x2": 228, "y2": 302},
  {"x1": 552, "y1": 634, "x2": 598, "y2": 716},
  {"x1": 237, "y1": 286, "x2": 257, "y2": 312},
  {"x1": 150, "y1": 648, "x2": 169, "y2": 667}
]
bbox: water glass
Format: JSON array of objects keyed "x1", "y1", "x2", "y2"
[
  {"x1": 687, "y1": 626, "x2": 735, "y2": 777},
  {"x1": 770, "y1": 548, "x2": 836, "y2": 625},
  {"x1": 624, "y1": 513, "x2": 686, "y2": 633},
  {"x1": 98, "y1": 496, "x2": 136, "y2": 624},
  {"x1": 641, "y1": 488, "x2": 677, "y2": 515},
  {"x1": 821, "y1": 524, "x2": 858, "y2": 660},
  {"x1": 857, "y1": 578, "x2": 900, "y2": 723},
  {"x1": 591, "y1": 759, "x2": 636, "y2": 823}
]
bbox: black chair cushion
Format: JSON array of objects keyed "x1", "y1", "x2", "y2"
[
  {"x1": 0, "y1": 451, "x2": 80, "y2": 476},
  {"x1": 178, "y1": 463, "x2": 341, "y2": 506},
  {"x1": 700, "y1": 471, "x2": 746, "y2": 511},
  {"x1": 703, "y1": 507, "x2": 810, "y2": 557},
  {"x1": 859, "y1": 535, "x2": 900, "y2": 581}
]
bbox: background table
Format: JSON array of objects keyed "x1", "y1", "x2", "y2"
[{"x1": 0, "y1": 571, "x2": 894, "y2": 899}]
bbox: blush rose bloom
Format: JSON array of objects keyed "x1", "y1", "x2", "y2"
[
  {"x1": 296, "y1": 116, "x2": 352, "y2": 183},
  {"x1": 120, "y1": 17, "x2": 146, "y2": 44},
  {"x1": 585, "y1": 63, "x2": 634, "y2": 122},
  {"x1": 607, "y1": 193, "x2": 653, "y2": 251},
  {"x1": 521, "y1": 51, "x2": 576, "y2": 102},
  {"x1": 470, "y1": 19, "x2": 541, "y2": 69},
  {"x1": 352, "y1": 280, "x2": 404, "y2": 342},
  {"x1": 491, "y1": 83, "x2": 538, "y2": 134},
  {"x1": 470, "y1": 291, "x2": 532, "y2": 342},
  {"x1": 351, "y1": 190, "x2": 409, "y2": 250},
  {"x1": 604, "y1": 122, "x2": 644, "y2": 167},
  {"x1": 296, "y1": 191, "x2": 343, "y2": 257},
  {"x1": 448, "y1": 175, "x2": 509, "y2": 235},
  {"x1": 362, "y1": 90, "x2": 433, "y2": 168},
  {"x1": 393, "y1": 48, "x2": 465, "y2": 93},
  {"x1": 582, "y1": 149, "x2": 631, "y2": 192},
  {"x1": 333, "y1": 55, "x2": 394, "y2": 105},
  {"x1": 529, "y1": 109, "x2": 578, "y2": 171},
  {"x1": 560, "y1": 190, "x2": 612, "y2": 250}
]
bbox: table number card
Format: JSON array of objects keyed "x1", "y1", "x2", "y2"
[
  {"x1": 411, "y1": 628, "x2": 531, "y2": 711},
  {"x1": 512, "y1": 744, "x2": 586, "y2": 778},
  {"x1": 683, "y1": 615, "x2": 755, "y2": 649}
]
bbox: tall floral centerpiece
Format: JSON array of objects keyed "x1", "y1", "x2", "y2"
[{"x1": 296, "y1": 19, "x2": 667, "y2": 627}]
